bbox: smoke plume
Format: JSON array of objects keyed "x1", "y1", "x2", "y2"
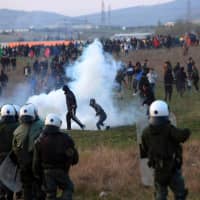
[{"x1": 26, "y1": 40, "x2": 139, "y2": 129}]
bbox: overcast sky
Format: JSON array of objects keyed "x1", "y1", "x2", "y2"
[{"x1": 0, "y1": 0, "x2": 174, "y2": 16}]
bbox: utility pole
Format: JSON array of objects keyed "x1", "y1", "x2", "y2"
[
  {"x1": 108, "y1": 4, "x2": 111, "y2": 27},
  {"x1": 186, "y1": 0, "x2": 191, "y2": 31},
  {"x1": 101, "y1": 0, "x2": 106, "y2": 26}
]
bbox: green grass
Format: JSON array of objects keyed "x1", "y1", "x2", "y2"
[
  {"x1": 5, "y1": 47, "x2": 200, "y2": 200},
  {"x1": 68, "y1": 84, "x2": 200, "y2": 149},
  {"x1": 65, "y1": 85, "x2": 200, "y2": 200},
  {"x1": 68, "y1": 126, "x2": 136, "y2": 150}
]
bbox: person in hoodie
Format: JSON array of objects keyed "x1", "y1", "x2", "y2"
[
  {"x1": 62, "y1": 85, "x2": 85, "y2": 130},
  {"x1": 89, "y1": 99, "x2": 109, "y2": 130}
]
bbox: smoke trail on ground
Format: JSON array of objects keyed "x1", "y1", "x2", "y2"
[{"x1": 28, "y1": 40, "x2": 140, "y2": 130}]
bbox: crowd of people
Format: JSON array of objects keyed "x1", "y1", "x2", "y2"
[
  {"x1": 115, "y1": 56, "x2": 199, "y2": 104},
  {"x1": 0, "y1": 42, "x2": 86, "y2": 96},
  {"x1": 103, "y1": 33, "x2": 199, "y2": 55},
  {"x1": 0, "y1": 33, "x2": 199, "y2": 96},
  {"x1": 0, "y1": 36, "x2": 198, "y2": 199}
]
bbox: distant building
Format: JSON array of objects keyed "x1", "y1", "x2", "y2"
[
  {"x1": 71, "y1": 24, "x2": 93, "y2": 30},
  {"x1": 111, "y1": 32, "x2": 154, "y2": 40},
  {"x1": 0, "y1": 28, "x2": 29, "y2": 33},
  {"x1": 164, "y1": 22, "x2": 175, "y2": 27}
]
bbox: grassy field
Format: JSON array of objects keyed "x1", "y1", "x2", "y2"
[
  {"x1": 68, "y1": 85, "x2": 200, "y2": 200},
  {"x1": 70, "y1": 47, "x2": 200, "y2": 199},
  {"x1": 2, "y1": 46, "x2": 200, "y2": 199}
]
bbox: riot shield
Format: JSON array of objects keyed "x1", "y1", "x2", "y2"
[
  {"x1": 136, "y1": 112, "x2": 154, "y2": 187},
  {"x1": 0, "y1": 155, "x2": 22, "y2": 192},
  {"x1": 169, "y1": 112, "x2": 177, "y2": 127}
]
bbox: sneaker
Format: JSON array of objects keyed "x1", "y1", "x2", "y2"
[{"x1": 105, "y1": 126, "x2": 110, "y2": 130}]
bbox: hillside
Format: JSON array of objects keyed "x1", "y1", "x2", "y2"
[
  {"x1": 0, "y1": 9, "x2": 72, "y2": 29},
  {"x1": 1, "y1": 0, "x2": 200, "y2": 29},
  {"x1": 76, "y1": 0, "x2": 200, "y2": 26}
]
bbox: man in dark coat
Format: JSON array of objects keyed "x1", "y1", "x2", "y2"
[{"x1": 62, "y1": 85, "x2": 85, "y2": 130}]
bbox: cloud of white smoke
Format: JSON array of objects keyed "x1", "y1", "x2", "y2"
[
  {"x1": 0, "y1": 83, "x2": 30, "y2": 107},
  {"x1": 27, "y1": 40, "x2": 140, "y2": 130}
]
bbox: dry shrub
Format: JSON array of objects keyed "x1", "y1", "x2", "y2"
[
  {"x1": 70, "y1": 140, "x2": 200, "y2": 197},
  {"x1": 71, "y1": 146, "x2": 141, "y2": 194},
  {"x1": 183, "y1": 140, "x2": 200, "y2": 193}
]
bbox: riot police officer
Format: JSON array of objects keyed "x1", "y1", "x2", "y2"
[
  {"x1": 141, "y1": 100, "x2": 190, "y2": 200},
  {"x1": 33, "y1": 113, "x2": 79, "y2": 200},
  {"x1": 0, "y1": 104, "x2": 19, "y2": 200},
  {"x1": 12, "y1": 104, "x2": 44, "y2": 200}
]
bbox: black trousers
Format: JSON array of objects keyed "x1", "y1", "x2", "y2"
[
  {"x1": 44, "y1": 169, "x2": 74, "y2": 200},
  {"x1": 97, "y1": 113, "x2": 107, "y2": 130},
  {"x1": 20, "y1": 166, "x2": 44, "y2": 200},
  {"x1": 66, "y1": 108, "x2": 84, "y2": 130},
  {"x1": 164, "y1": 85, "x2": 173, "y2": 102}
]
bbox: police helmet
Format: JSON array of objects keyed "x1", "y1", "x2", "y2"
[
  {"x1": 1, "y1": 104, "x2": 16, "y2": 119},
  {"x1": 19, "y1": 104, "x2": 37, "y2": 123},
  {"x1": 13, "y1": 104, "x2": 20, "y2": 115},
  {"x1": 90, "y1": 98, "x2": 96, "y2": 106},
  {"x1": 149, "y1": 100, "x2": 169, "y2": 126},
  {"x1": 45, "y1": 113, "x2": 62, "y2": 128}
]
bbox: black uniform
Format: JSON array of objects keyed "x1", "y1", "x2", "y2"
[
  {"x1": 63, "y1": 86, "x2": 84, "y2": 130},
  {"x1": 141, "y1": 122, "x2": 190, "y2": 200},
  {"x1": 33, "y1": 126, "x2": 79, "y2": 200}
]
